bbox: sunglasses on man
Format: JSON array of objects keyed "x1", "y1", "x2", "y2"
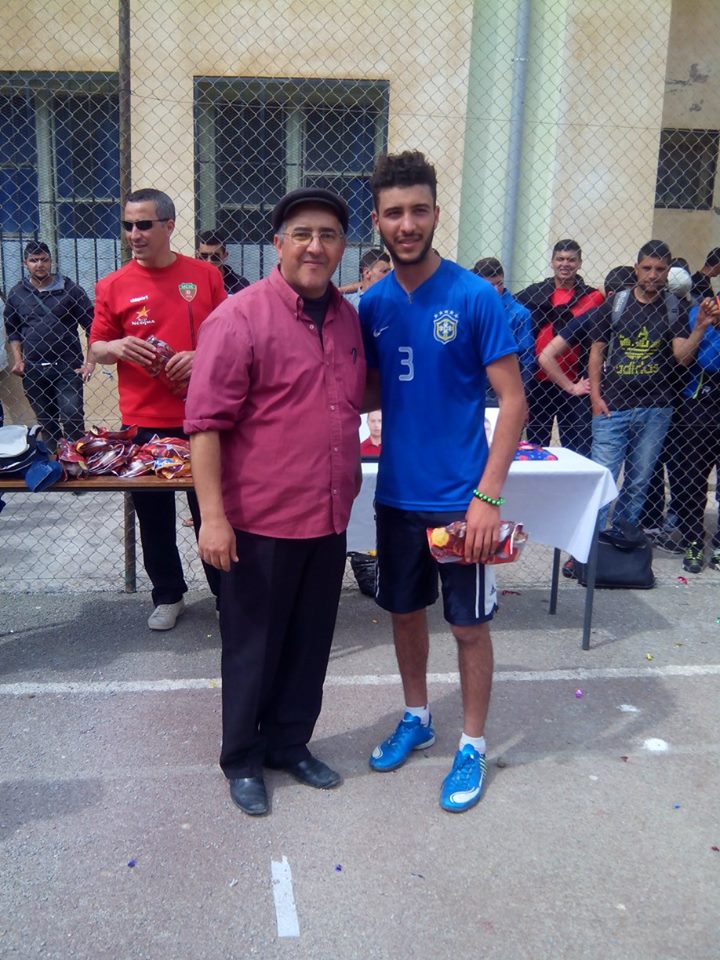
[{"x1": 121, "y1": 218, "x2": 170, "y2": 232}]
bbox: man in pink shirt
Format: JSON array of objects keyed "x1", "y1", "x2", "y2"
[{"x1": 184, "y1": 187, "x2": 365, "y2": 816}]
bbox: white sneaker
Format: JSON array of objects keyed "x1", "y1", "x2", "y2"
[{"x1": 147, "y1": 600, "x2": 186, "y2": 631}]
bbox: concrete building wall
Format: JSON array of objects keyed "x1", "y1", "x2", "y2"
[{"x1": 653, "y1": 0, "x2": 720, "y2": 276}]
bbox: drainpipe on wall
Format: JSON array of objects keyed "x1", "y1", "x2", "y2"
[
  {"x1": 501, "y1": 0, "x2": 531, "y2": 287},
  {"x1": 118, "y1": 0, "x2": 132, "y2": 232}
]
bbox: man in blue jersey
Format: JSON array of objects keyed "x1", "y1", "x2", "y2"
[{"x1": 359, "y1": 151, "x2": 527, "y2": 813}]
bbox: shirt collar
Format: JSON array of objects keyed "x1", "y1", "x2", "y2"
[{"x1": 268, "y1": 264, "x2": 342, "y2": 320}]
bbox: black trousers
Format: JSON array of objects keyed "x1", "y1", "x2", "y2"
[
  {"x1": 219, "y1": 528, "x2": 347, "y2": 779},
  {"x1": 526, "y1": 380, "x2": 592, "y2": 457},
  {"x1": 127, "y1": 425, "x2": 220, "y2": 606},
  {"x1": 666, "y1": 399, "x2": 720, "y2": 547},
  {"x1": 23, "y1": 362, "x2": 85, "y2": 449}
]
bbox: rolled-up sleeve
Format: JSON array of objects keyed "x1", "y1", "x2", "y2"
[{"x1": 184, "y1": 302, "x2": 253, "y2": 435}]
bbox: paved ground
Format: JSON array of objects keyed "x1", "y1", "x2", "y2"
[{"x1": 1, "y1": 552, "x2": 719, "y2": 959}]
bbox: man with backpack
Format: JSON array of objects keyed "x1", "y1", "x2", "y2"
[
  {"x1": 588, "y1": 240, "x2": 717, "y2": 532},
  {"x1": 5, "y1": 241, "x2": 95, "y2": 451}
]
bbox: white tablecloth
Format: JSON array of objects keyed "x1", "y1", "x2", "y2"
[{"x1": 346, "y1": 448, "x2": 617, "y2": 564}]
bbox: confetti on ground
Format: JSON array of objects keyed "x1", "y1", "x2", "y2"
[
  {"x1": 711, "y1": 846, "x2": 719, "y2": 852},
  {"x1": 642, "y1": 738, "x2": 669, "y2": 753},
  {"x1": 673, "y1": 803, "x2": 681, "y2": 809},
  {"x1": 335, "y1": 865, "x2": 342, "y2": 872},
  {"x1": 645, "y1": 653, "x2": 654, "y2": 661},
  {"x1": 677, "y1": 576, "x2": 688, "y2": 585},
  {"x1": 575, "y1": 688, "x2": 583, "y2": 699},
  {"x1": 127, "y1": 859, "x2": 136, "y2": 868},
  {"x1": 229, "y1": 878, "x2": 239, "y2": 888},
  {"x1": 619, "y1": 704, "x2": 639, "y2": 713}
]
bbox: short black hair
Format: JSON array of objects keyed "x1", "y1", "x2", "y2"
[
  {"x1": 604, "y1": 265, "x2": 635, "y2": 296},
  {"x1": 370, "y1": 150, "x2": 437, "y2": 209},
  {"x1": 125, "y1": 188, "x2": 175, "y2": 221},
  {"x1": 472, "y1": 257, "x2": 503, "y2": 279},
  {"x1": 637, "y1": 239, "x2": 672, "y2": 264},
  {"x1": 359, "y1": 248, "x2": 390, "y2": 274},
  {"x1": 197, "y1": 231, "x2": 227, "y2": 252},
  {"x1": 24, "y1": 241, "x2": 51, "y2": 260},
  {"x1": 552, "y1": 238, "x2": 582, "y2": 257},
  {"x1": 704, "y1": 247, "x2": 720, "y2": 268}
]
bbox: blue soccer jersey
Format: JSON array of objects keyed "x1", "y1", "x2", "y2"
[{"x1": 360, "y1": 259, "x2": 518, "y2": 511}]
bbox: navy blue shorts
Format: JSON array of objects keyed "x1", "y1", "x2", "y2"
[{"x1": 374, "y1": 502, "x2": 498, "y2": 626}]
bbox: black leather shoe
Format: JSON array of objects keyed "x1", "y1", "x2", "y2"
[
  {"x1": 270, "y1": 755, "x2": 342, "y2": 789},
  {"x1": 229, "y1": 776, "x2": 269, "y2": 815}
]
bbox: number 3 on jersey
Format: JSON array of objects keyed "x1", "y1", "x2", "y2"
[{"x1": 398, "y1": 346, "x2": 414, "y2": 381}]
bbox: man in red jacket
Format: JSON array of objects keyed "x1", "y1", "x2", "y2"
[
  {"x1": 90, "y1": 188, "x2": 227, "y2": 630},
  {"x1": 516, "y1": 239, "x2": 604, "y2": 456}
]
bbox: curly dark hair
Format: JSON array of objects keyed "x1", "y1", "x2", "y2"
[{"x1": 370, "y1": 150, "x2": 437, "y2": 208}]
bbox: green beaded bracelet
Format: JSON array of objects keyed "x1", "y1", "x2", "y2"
[{"x1": 472, "y1": 489, "x2": 505, "y2": 507}]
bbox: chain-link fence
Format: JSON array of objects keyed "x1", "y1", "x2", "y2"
[{"x1": 1, "y1": 1, "x2": 720, "y2": 594}]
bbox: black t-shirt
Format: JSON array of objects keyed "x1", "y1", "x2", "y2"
[
  {"x1": 302, "y1": 288, "x2": 332, "y2": 336},
  {"x1": 589, "y1": 293, "x2": 689, "y2": 409}
]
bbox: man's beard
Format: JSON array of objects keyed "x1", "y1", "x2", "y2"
[{"x1": 380, "y1": 227, "x2": 435, "y2": 267}]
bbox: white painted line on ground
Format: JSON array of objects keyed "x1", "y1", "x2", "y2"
[
  {"x1": 0, "y1": 663, "x2": 719, "y2": 696},
  {"x1": 271, "y1": 856, "x2": 300, "y2": 938}
]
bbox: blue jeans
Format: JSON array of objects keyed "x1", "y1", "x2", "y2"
[{"x1": 591, "y1": 406, "x2": 673, "y2": 530}]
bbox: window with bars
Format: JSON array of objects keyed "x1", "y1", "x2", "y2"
[
  {"x1": 0, "y1": 72, "x2": 120, "y2": 292},
  {"x1": 655, "y1": 127, "x2": 720, "y2": 210},
  {"x1": 0, "y1": 73, "x2": 119, "y2": 240},
  {"x1": 194, "y1": 76, "x2": 389, "y2": 280}
]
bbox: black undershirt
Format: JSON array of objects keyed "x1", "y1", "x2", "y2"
[{"x1": 302, "y1": 288, "x2": 332, "y2": 338}]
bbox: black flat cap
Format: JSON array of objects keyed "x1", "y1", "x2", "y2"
[{"x1": 271, "y1": 187, "x2": 349, "y2": 233}]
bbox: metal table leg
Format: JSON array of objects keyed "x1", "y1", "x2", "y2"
[
  {"x1": 549, "y1": 547, "x2": 561, "y2": 614},
  {"x1": 581, "y1": 516, "x2": 601, "y2": 650},
  {"x1": 123, "y1": 492, "x2": 137, "y2": 593}
]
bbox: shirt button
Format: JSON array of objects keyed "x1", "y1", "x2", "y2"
[{"x1": 330, "y1": 404, "x2": 336, "y2": 411}]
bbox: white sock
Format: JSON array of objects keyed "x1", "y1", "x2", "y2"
[
  {"x1": 405, "y1": 704, "x2": 430, "y2": 726},
  {"x1": 459, "y1": 733, "x2": 486, "y2": 754}
]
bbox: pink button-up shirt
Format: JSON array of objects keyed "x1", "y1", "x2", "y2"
[{"x1": 184, "y1": 267, "x2": 366, "y2": 539}]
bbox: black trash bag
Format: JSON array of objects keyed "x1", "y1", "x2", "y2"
[
  {"x1": 348, "y1": 551, "x2": 377, "y2": 597},
  {"x1": 573, "y1": 520, "x2": 654, "y2": 589}
]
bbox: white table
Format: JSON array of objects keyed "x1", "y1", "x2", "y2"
[{"x1": 347, "y1": 448, "x2": 618, "y2": 649}]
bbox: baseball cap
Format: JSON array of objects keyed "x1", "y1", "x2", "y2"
[
  {"x1": 271, "y1": 188, "x2": 349, "y2": 233},
  {"x1": 667, "y1": 266, "x2": 692, "y2": 299}
]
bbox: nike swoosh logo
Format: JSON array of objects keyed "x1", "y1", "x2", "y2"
[{"x1": 373, "y1": 326, "x2": 389, "y2": 337}]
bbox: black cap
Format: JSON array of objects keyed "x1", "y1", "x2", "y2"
[{"x1": 271, "y1": 188, "x2": 349, "y2": 234}]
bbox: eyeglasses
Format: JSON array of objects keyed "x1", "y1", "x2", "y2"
[
  {"x1": 121, "y1": 219, "x2": 170, "y2": 232},
  {"x1": 282, "y1": 228, "x2": 344, "y2": 246}
]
